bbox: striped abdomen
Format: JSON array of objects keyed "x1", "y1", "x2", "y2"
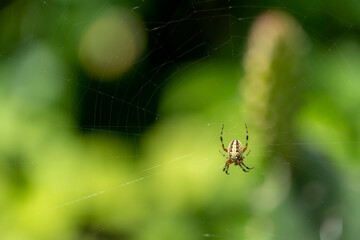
[{"x1": 228, "y1": 139, "x2": 243, "y2": 159}]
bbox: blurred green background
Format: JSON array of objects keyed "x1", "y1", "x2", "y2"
[{"x1": 1, "y1": 0, "x2": 360, "y2": 239}]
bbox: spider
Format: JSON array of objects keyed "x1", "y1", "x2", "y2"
[{"x1": 219, "y1": 123, "x2": 253, "y2": 174}]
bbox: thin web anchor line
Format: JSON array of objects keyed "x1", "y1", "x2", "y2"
[
  {"x1": 138, "y1": 152, "x2": 193, "y2": 173},
  {"x1": 32, "y1": 176, "x2": 149, "y2": 216},
  {"x1": 32, "y1": 153, "x2": 194, "y2": 216}
]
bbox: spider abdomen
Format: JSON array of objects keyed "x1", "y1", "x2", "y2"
[{"x1": 228, "y1": 139, "x2": 243, "y2": 159}]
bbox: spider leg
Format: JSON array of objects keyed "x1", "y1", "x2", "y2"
[
  {"x1": 239, "y1": 163, "x2": 250, "y2": 172},
  {"x1": 219, "y1": 151, "x2": 233, "y2": 175},
  {"x1": 243, "y1": 149, "x2": 251, "y2": 159},
  {"x1": 241, "y1": 149, "x2": 253, "y2": 170},
  {"x1": 223, "y1": 160, "x2": 232, "y2": 175},
  {"x1": 223, "y1": 165, "x2": 229, "y2": 175},
  {"x1": 243, "y1": 123, "x2": 249, "y2": 152},
  {"x1": 220, "y1": 124, "x2": 228, "y2": 152},
  {"x1": 219, "y1": 150, "x2": 227, "y2": 158},
  {"x1": 241, "y1": 162, "x2": 254, "y2": 170}
]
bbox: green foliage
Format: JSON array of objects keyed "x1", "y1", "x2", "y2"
[{"x1": 1, "y1": 1, "x2": 360, "y2": 239}]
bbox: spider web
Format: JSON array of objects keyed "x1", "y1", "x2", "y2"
[{"x1": 0, "y1": 0, "x2": 359, "y2": 239}]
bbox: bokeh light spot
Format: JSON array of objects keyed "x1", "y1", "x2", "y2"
[{"x1": 78, "y1": 7, "x2": 146, "y2": 80}]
